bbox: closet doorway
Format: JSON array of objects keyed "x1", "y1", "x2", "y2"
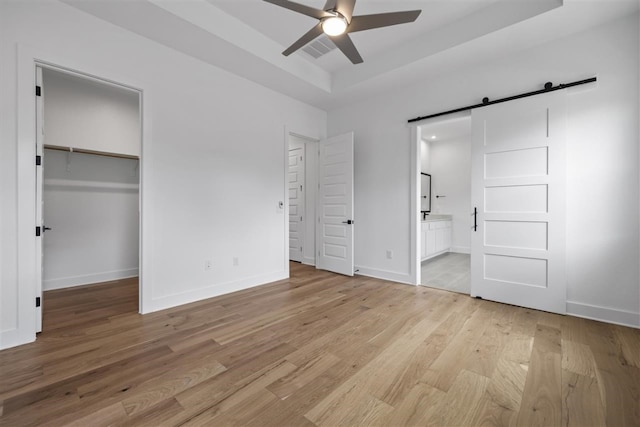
[{"x1": 36, "y1": 66, "x2": 142, "y2": 332}]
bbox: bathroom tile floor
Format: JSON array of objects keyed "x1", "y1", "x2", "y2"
[{"x1": 421, "y1": 252, "x2": 470, "y2": 294}]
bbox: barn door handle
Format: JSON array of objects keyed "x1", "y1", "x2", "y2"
[{"x1": 473, "y1": 208, "x2": 477, "y2": 232}]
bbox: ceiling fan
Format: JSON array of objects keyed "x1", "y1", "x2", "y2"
[{"x1": 264, "y1": 0, "x2": 422, "y2": 64}]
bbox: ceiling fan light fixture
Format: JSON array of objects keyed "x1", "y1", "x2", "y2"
[
  {"x1": 265, "y1": 0, "x2": 422, "y2": 64},
  {"x1": 322, "y1": 14, "x2": 348, "y2": 36}
]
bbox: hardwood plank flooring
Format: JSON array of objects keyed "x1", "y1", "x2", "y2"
[{"x1": 0, "y1": 263, "x2": 638, "y2": 426}]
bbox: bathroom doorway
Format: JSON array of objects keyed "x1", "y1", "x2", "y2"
[{"x1": 413, "y1": 114, "x2": 472, "y2": 294}]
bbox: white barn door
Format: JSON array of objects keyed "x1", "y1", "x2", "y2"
[
  {"x1": 470, "y1": 92, "x2": 567, "y2": 314},
  {"x1": 317, "y1": 132, "x2": 354, "y2": 276}
]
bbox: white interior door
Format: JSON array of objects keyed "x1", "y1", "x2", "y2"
[
  {"x1": 317, "y1": 132, "x2": 354, "y2": 276},
  {"x1": 470, "y1": 92, "x2": 566, "y2": 314},
  {"x1": 35, "y1": 66, "x2": 44, "y2": 332},
  {"x1": 288, "y1": 140, "x2": 305, "y2": 262}
]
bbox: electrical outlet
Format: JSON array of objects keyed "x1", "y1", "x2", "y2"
[
  {"x1": 386, "y1": 250, "x2": 393, "y2": 259},
  {"x1": 233, "y1": 257, "x2": 239, "y2": 266},
  {"x1": 205, "y1": 259, "x2": 212, "y2": 271}
]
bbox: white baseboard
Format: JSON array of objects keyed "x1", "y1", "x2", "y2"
[
  {"x1": 355, "y1": 265, "x2": 413, "y2": 285},
  {"x1": 43, "y1": 268, "x2": 139, "y2": 291},
  {"x1": 301, "y1": 256, "x2": 315, "y2": 266},
  {"x1": 566, "y1": 300, "x2": 640, "y2": 329},
  {"x1": 150, "y1": 271, "x2": 288, "y2": 313},
  {"x1": 0, "y1": 328, "x2": 35, "y2": 350},
  {"x1": 451, "y1": 246, "x2": 471, "y2": 254}
]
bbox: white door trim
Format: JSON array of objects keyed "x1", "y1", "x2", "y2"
[
  {"x1": 410, "y1": 125, "x2": 421, "y2": 285},
  {"x1": 35, "y1": 66, "x2": 44, "y2": 333}
]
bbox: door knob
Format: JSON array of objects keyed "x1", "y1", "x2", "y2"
[{"x1": 342, "y1": 220, "x2": 354, "y2": 225}]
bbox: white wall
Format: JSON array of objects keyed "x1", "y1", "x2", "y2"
[
  {"x1": 43, "y1": 68, "x2": 140, "y2": 157},
  {"x1": 43, "y1": 150, "x2": 139, "y2": 290},
  {"x1": 425, "y1": 137, "x2": 472, "y2": 253},
  {"x1": 0, "y1": 0, "x2": 326, "y2": 349},
  {"x1": 328, "y1": 12, "x2": 640, "y2": 327}
]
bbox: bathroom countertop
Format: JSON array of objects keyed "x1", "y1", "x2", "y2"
[{"x1": 421, "y1": 214, "x2": 452, "y2": 222}]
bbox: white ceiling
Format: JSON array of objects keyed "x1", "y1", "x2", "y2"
[
  {"x1": 211, "y1": 0, "x2": 505, "y2": 73},
  {"x1": 62, "y1": 0, "x2": 638, "y2": 110}
]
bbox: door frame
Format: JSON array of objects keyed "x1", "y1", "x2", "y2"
[
  {"x1": 36, "y1": 63, "x2": 143, "y2": 329},
  {"x1": 410, "y1": 112, "x2": 471, "y2": 286},
  {"x1": 283, "y1": 128, "x2": 319, "y2": 276},
  {"x1": 9, "y1": 43, "x2": 150, "y2": 348},
  {"x1": 410, "y1": 125, "x2": 422, "y2": 285}
]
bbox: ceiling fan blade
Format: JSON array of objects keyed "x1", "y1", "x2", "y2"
[
  {"x1": 348, "y1": 10, "x2": 421, "y2": 33},
  {"x1": 282, "y1": 23, "x2": 324, "y2": 56},
  {"x1": 263, "y1": 0, "x2": 331, "y2": 20},
  {"x1": 334, "y1": 0, "x2": 356, "y2": 21},
  {"x1": 329, "y1": 33, "x2": 363, "y2": 64},
  {"x1": 323, "y1": 0, "x2": 337, "y2": 10}
]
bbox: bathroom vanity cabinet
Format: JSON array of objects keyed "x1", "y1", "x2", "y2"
[{"x1": 421, "y1": 217, "x2": 452, "y2": 261}]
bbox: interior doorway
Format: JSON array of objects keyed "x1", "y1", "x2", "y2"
[
  {"x1": 287, "y1": 133, "x2": 319, "y2": 267},
  {"x1": 411, "y1": 91, "x2": 567, "y2": 314},
  {"x1": 286, "y1": 131, "x2": 355, "y2": 277},
  {"x1": 36, "y1": 65, "x2": 142, "y2": 332},
  {"x1": 416, "y1": 115, "x2": 472, "y2": 294}
]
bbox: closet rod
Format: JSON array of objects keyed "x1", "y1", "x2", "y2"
[
  {"x1": 407, "y1": 77, "x2": 597, "y2": 124},
  {"x1": 44, "y1": 144, "x2": 139, "y2": 160}
]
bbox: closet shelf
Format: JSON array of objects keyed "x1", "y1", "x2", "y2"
[{"x1": 44, "y1": 144, "x2": 139, "y2": 160}]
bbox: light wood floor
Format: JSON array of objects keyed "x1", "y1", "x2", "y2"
[{"x1": 0, "y1": 263, "x2": 638, "y2": 426}]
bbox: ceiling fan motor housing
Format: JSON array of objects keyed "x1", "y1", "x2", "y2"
[{"x1": 321, "y1": 12, "x2": 348, "y2": 36}]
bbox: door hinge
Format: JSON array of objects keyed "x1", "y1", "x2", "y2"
[
  {"x1": 36, "y1": 226, "x2": 41, "y2": 237},
  {"x1": 35, "y1": 86, "x2": 41, "y2": 97},
  {"x1": 36, "y1": 155, "x2": 42, "y2": 166},
  {"x1": 36, "y1": 297, "x2": 41, "y2": 307}
]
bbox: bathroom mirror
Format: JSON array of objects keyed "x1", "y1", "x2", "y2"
[{"x1": 421, "y1": 173, "x2": 431, "y2": 213}]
